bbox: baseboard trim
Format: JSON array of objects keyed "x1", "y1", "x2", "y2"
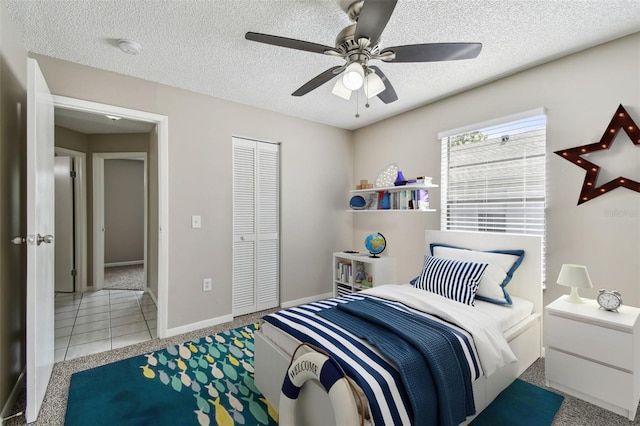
[
  {"x1": 280, "y1": 292, "x2": 334, "y2": 309},
  {"x1": 165, "y1": 314, "x2": 234, "y2": 338},
  {"x1": 105, "y1": 260, "x2": 143, "y2": 268},
  {"x1": 1, "y1": 369, "x2": 25, "y2": 423}
]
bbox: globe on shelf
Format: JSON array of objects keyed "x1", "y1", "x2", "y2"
[{"x1": 365, "y1": 233, "x2": 386, "y2": 258}]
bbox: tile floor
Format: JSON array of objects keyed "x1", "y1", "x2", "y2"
[{"x1": 54, "y1": 289, "x2": 157, "y2": 362}]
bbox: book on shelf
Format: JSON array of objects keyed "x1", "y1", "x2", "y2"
[
  {"x1": 417, "y1": 189, "x2": 430, "y2": 210},
  {"x1": 400, "y1": 190, "x2": 408, "y2": 210},
  {"x1": 368, "y1": 192, "x2": 378, "y2": 210},
  {"x1": 336, "y1": 261, "x2": 352, "y2": 284}
]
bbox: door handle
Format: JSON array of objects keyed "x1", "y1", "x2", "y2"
[
  {"x1": 37, "y1": 234, "x2": 54, "y2": 245},
  {"x1": 10, "y1": 236, "x2": 25, "y2": 245}
]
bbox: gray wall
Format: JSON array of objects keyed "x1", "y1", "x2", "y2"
[
  {"x1": 104, "y1": 159, "x2": 144, "y2": 264},
  {"x1": 352, "y1": 33, "x2": 640, "y2": 308},
  {"x1": 34, "y1": 54, "x2": 354, "y2": 329},
  {"x1": 0, "y1": 1, "x2": 27, "y2": 413},
  {"x1": 55, "y1": 125, "x2": 87, "y2": 152}
]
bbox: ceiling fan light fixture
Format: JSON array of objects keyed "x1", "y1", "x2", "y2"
[
  {"x1": 332, "y1": 78, "x2": 352, "y2": 100},
  {"x1": 342, "y1": 63, "x2": 364, "y2": 90},
  {"x1": 363, "y1": 71, "x2": 385, "y2": 98}
]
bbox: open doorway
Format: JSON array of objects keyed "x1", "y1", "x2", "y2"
[
  {"x1": 92, "y1": 152, "x2": 148, "y2": 293},
  {"x1": 51, "y1": 97, "x2": 168, "y2": 361}
]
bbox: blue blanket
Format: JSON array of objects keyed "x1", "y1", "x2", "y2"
[{"x1": 317, "y1": 297, "x2": 475, "y2": 426}]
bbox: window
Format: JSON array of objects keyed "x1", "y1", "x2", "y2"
[{"x1": 439, "y1": 109, "x2": 546, "y2": 278}]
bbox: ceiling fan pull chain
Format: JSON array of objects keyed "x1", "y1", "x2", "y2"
[
  {"x1": 365, "y1": 76, "x2": 370, "y2": 108},
  {"x1": 355, "y1": 90, "x2": 360, "y2": 118}
]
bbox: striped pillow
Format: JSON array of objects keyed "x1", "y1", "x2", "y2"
[{"x1": 416, "y1": 256, "x2": 488, "y2": 305}]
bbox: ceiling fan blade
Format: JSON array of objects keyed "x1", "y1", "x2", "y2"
[
  {"x1": 369, "y1": 66, "x2": 397, "y2": 104},
  {"x1": 292, "y1": 66, "x2": 343, "y2": 97},
  {"x1": 381, "y1": 43, "x2": 482, "y2": 63},
  {"x1": 245, "y1": 32, "x2": 335, "y2": 55},
  {"x1": 354, "y1": 0, "x2": 398, "y2": 44}
]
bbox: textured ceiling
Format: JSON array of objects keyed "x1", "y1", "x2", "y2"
[{"x1": 5, "y1": 0, "x2": 640, "y2": 130}]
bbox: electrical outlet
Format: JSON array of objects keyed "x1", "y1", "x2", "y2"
[
  {"x1": 191, "y1": 215, "x2": 201, "y2": 229},
  {"x1": 203, "y1": 278, "x2": 212, "y2": 292}
]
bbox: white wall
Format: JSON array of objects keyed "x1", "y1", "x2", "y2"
[
  {"x1": 353, "y1": 33, "x2": 640, "y2": 308},
  {"x1": 34, "y1": 54, "x2": 354, "y2": 329}
]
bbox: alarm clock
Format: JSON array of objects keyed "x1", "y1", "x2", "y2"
[{"x1": 597, "y1": 289, "x2": 622, "y2": 312}]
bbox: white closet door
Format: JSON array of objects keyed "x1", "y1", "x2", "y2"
[
  {"x1": 232, "y1": 137, "x2": 279, "y2": 316},
  {"x1": 256, "y1": 142, "x2": 279, "y2": 311}
]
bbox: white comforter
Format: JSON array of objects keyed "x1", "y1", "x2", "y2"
[{"x1": 361, "y1": 284, "x2": 517, "y2": 377}]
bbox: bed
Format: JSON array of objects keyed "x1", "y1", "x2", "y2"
[{"x1": 254, "y1": 230, "x2": 543, "y2": 425}]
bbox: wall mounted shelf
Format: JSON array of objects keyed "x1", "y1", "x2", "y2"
[{"x1": 348, "y1": 183, "x2": 438, "y2": 212}]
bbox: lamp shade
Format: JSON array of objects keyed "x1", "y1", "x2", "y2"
[
  {"x1": 331, "y1": 78, "x2": 352, "y2": 100},
  {"x1": 363, "y1": 71, "x2": 385, "y2": 99},
  {"x1": 342, "y1": 63, "x2": 364, "y2": 90},
  {"x1": 556, "y1": 264, "x2": 593, "y2": 303}
]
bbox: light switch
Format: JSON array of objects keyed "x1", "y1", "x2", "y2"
[{"x1": 191, "y1": 215, "x2": 201, "y2": 229}]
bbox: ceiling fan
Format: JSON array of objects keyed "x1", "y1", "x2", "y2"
[{"x1": 245, "y1": 0, "x2": 482, "y2": 104}]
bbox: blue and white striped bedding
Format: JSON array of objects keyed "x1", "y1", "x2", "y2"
[{"x1": 262, "y1": 285, "x2": 517, "y2": 425}]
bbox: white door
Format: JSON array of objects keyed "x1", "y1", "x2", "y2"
[
  {"x1": 54, "y1": 156, "x2": 74, "y2": 292},
  {"x1": 232, "y1": 138, "x2": 256, "y2": 316},
  {"x1": 232, "y1": 137, "x2": 279, "y2": 316},
  {"x1": 256, "y1": 142, "x2": 279, "y2": 311},
  {"x1": 26, "y1": 58, "x2": 55, "y2": 423}
]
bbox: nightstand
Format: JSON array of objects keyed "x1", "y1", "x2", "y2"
[{"x1": 545, "y1": 296, "x2": 640, "y2": 420}]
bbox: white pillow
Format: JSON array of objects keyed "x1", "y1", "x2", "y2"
[{"x1": 432, "y1": 246, "x2": 524, "y2": 305}]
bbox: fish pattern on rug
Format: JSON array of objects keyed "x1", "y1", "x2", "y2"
[
  {"x1": 138, "y1": 323, "x2": 277, "y2": 426},
  {"x1": 66, "y1": 323, "x2": 278, "y2": 426}
]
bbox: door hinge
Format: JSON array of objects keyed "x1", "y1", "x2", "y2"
[
  {"x1": 71, "y1": 269, "x2": 77, "y2": 277},
  {"x1": 70, "y1": 171, "x2": 77, "y2": 178}
]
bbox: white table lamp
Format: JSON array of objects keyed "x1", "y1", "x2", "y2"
[{"x1": 556, "y1": 264, "x2": 593, "y2": 303}]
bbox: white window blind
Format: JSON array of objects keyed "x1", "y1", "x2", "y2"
[{"x1": 440, "y1": 112, "x2": 547, "y2": 276}]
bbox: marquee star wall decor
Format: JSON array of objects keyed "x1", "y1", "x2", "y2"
[{"x1": 555, "y1": 104, "x2": 640, "y2": 205}]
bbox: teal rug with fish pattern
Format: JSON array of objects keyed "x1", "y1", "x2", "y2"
[{"x1": 65, "y1": 323, "x2": 278, "y2": 426}]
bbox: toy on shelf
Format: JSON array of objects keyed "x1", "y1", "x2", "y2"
[
  {"x1": 354, "y1": 263, "x2": 367, "y2": 284},
  {"x1": 355, "y1": 179, "x2": 374, "y2": 190}
]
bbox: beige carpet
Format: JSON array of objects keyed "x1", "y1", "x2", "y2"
[{"x1": 103, "y1": 265, "x2": 144, "y2": 291}]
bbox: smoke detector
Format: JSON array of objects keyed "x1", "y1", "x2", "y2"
[{"x1": 118, "y1": 39, "x2": 142, "y2": 55}]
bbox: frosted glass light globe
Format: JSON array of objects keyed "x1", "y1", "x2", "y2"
[{"x1": 343, "y1": 63, "x2": 364, "y2": 90}]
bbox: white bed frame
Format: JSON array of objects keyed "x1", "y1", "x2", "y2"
[{"x1": 254, "y1": 230, "x2": 543, "y2": 425}]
